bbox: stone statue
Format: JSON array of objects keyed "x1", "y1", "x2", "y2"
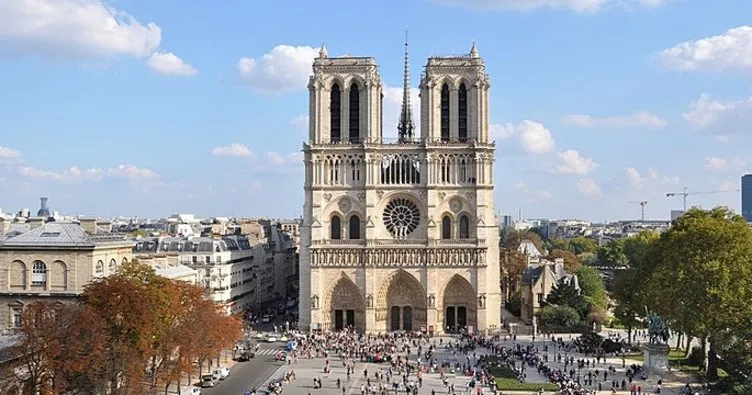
[{"x1": 645, "y1": 308, "x2": 670, "y2": 345}]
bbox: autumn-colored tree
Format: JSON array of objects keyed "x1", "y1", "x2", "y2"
[
  {"x1": 82, "y1": 261, "x2": 176, "y2": 394},
  {"x1": 568, "y1": 237, "x2": 599, "y2": 255},
  {"x1": 503, "y1": 230, "x2": 545, "y2": 252},
  {"x1": 8, "y1": 302, "x2": 108, "y2": 394},
  {"x1": 150, "y1": 280, "x2": 208, "y2": 394},
  {"x1": 546, "y1": 249, "x2": 581, "y2": 273}
]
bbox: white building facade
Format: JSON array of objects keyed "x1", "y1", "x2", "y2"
[{"x1": 299, "y1": 43, "x2": 501, "y2": 334}]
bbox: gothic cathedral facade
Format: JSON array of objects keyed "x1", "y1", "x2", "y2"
[{"x1": 299, "y1": 43, "x2": 500, "y2": 334}]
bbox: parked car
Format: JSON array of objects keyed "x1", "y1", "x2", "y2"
[
  {"x1": 266, "y1": 335, "x2": 277, "y2": 342},
  {"x1": 213, "y1": 367, "x2": 230, "y2": 380},
  {"x1": 200, "y1": 375, "x2": 217, "y2": 388},
  {"x1": 180, "y1": 388, "x2": 201, "y2": 395}
]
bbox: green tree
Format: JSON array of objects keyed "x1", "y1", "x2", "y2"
[
  {"x1": 579, "y1": 251, "x2": 597, "y2": 266},
  {"x1": 503, "y1": 229, "x2": 545, "y2": 252},
  {"x1": 645, "y1": 207, "x2": 752, "y2": 381},
  {"x1": 622, "y1": 230, "x2": 660, "y2": 268},
  {"x1": 547, "y1": 249, "x2": 581, "y2": 273},
  {"x1": 596, "y1": 241, "x2": 628, "y2": 267},
  {"x1": 536, "y1": 305, "x2": 581, "y2": 330},
  {"x1": 568, "y1": 237, "x2": 599, "y2": 255},
  {"x1": 576, "y1": 266, "x2": 608, "y2": 309},
  {"x1": 546, "y1": 277, "x2": 590, "y2": 319},
  {"x1": 611, "y1": 269, "x2": 644, "y2": 343}
]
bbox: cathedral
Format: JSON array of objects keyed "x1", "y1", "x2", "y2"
[{"x1": 298, "y1": 41, "x2": 501, "y2": 334}]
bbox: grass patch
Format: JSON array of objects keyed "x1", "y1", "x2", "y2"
[
  {"x1": 667, "y1": 350, "x2": 728, "y2": 379},
  {"x1": 494, "y1": 378, "x2": 560, "y2": 392}
]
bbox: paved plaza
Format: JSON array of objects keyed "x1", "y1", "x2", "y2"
[{"x1": 255, "y1": 330, "x2": 698, "y2": 395}]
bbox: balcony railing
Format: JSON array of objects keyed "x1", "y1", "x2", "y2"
[
  {"x1": 311, "y1": 239, "x2": 485, "y2": 247},
  {"x1": 311, "y1": 239, "x2": 367, "y2": 246},
  {"x1": 305, "y1": 136, "x2": 494, "y2": 148}
]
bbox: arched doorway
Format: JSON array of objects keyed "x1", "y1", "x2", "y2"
[
  {"x1": 441, "y1": 274, "x2": 477, "y2": 333},
  {"x1": 376, "y1": 270, "x2": 427, "y2": 332},
  {"x1": 324, "y1": 274, "x2": 366, "y2": 332}
]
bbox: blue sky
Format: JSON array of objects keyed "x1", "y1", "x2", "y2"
[{"x1": 1, "y1": 0, "x2": 751, "y2": 221}]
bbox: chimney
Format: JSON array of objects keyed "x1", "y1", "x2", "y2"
[
  {"x1": 28, "y1": 217, "x2": 45, "y2": 229},
  {"x1": 0, "y1": 217, "x2": 10, "y2": 234},
  {"x1": 40, "y1": 197, "x2": 48, "y2": 211},
  {"x1": 79, "y1": 218, "x2": 98, "y2": 234}
]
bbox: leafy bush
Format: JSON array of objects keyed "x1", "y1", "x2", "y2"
[
  {"x1": 536, "y1": 305, "x2": 581, "y2": 329},
  {"x1": 506, "y1": 292, "x2": 521, "y2": 317}
]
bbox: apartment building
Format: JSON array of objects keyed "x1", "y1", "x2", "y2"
[{"x1": 133, "y1": 235, "x2": 255, "y2": 315}]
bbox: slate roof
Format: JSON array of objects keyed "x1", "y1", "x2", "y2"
[
  {"x1": 133, "y1": 235, "x2": 253, "y2": 254},
  {"x1": 522, "y1": 266, "x2": 544, "y2": 284},
  {"x1": 0, "y1": 222, "x2": 132, "y2": 248}
]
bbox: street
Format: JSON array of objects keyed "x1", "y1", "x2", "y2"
[{"x1": 200, "y1": 345, "x2": 285, "y2": 395}]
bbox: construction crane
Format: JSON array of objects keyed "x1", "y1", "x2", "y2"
[
  {"x1": 629, "y1": 201, "x2": 648, "y2": 221},
  {"x1": 666, "y1": 187, "x2": 741, "y2": 211}
]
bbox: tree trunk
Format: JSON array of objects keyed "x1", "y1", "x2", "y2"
[
  {"x1": 684, "y1": 335, "x2": 694, "y2": 358},
  {"x1": 701, "y1": 336, "x2": 709, "y2": 372},
  {"x1": 164, "y1": 382, "x2": 170, "y2": 395},
  {"x1": 627, "y1": 327, "x2": 632, "y2": 345},
  {"x1": 706, "y1": 337, "x2": 719, "y2": 381},
  {"x1": 675, "y1": 332, "x2": 683, "y2": 351}
]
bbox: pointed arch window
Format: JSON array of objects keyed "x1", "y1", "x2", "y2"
[
  {"x1": 330, "y1": 84, "x2": 341, "y2": 143},
  {"x1": 32, "y1": 261, "x2": 47, "y2": 286},
  {"x1": 349, "y1": 215, "x2": 361, "y2": 240},
  {"x1": 458, "y1": 83, "x2": 468, "y2": 142},
  {"x1": 349, "y1": 83, "x2": 360, "y2": 143},
  {"x1": 440, "y1": 84, "x2": 450, "y2": 142},
  {"x1": 330, "y1": 216, "x2": 342, "y2": 240},
  {"x1": 441, "y1": 216, "x2": 452, "y2": 239},
  {"x1": 459, "y1": 215, "x2": 470, "y2": 239}
]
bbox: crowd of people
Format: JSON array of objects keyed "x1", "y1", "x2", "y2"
[{"x1": 235, "y1": 326, "x2": 680, "y2": 395}]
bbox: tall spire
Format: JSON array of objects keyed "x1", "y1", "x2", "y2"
[{"x1": 397, "y1": 30, "x2": 415, "y2": 143}]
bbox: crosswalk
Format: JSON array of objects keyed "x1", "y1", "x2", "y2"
[{"x1": 254, "y1": 348, "x2": 285, "y2": 356}]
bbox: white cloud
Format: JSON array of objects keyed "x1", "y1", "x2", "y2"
[
  {"x1": 19, "y1": 163, "x2": 159, "y2": 184},
  {"x1": 514, "y1": 180, "x2": 530, "y2": 193},
  {"x1": 108, "y1": 164, "x2": 159, "y2": 181},
  {"x1": 658, "y1": 26, "x2": 752, "y2": 72},
  {"x1": 0, "y1": 146, "x2": 21, "y2": 159},
  {"x1": 19, "y1": 166, "x2": 105, "y2": 183},
  {"x1": 683, "y1": 93, "x2": 752, "y2": 137},
  {"x1": 577, "y1": 178, "x2": 602, "y2": 197},
  {"x1": 212, "y1": 143, "x2": 252, "y2": 157},
  {"x1": 493, "y1": 120, "x2": 555, "y2": 154},
  {"x1": 561, "y1": 111, "x2": 667, "y2": 129},
  {"x1": 703, "y1": 156, "x2": 728, "y2": 172},
  {"x1": 717, "y1": 180, "x2": 737, "y2": 192},
  {"x1": 703, "y1": 156, "x2": 746, "y2": 172},
  {"x1": 237, "y1": 45, "x2": 319, "y2": 93},
  {"x1": 0, "y1": 0, "x2": 161, "y2": 59},
  {"x1": 431, "y1": 0, "x2": 665, "y2": 13},
  {"x1": 147, "y1": 52, "x2": 198, "y2": 76},
  {"x1": 624, "y1": 167, "x2": 679, "y2": 189},
  {"x1": 554, "y1": 150, "x2": 598, "y2": 175},
  {"x1": 291, "y1": 115, "x2": 309, "y2": 130},
  {"x1": 538, "y1": 190, "x2": 553, "y2": 200},
  {"x1": 266, "y1": 152, "x2": 303, "y2": 166}
]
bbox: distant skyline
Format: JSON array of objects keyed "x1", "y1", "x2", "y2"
[{"x1": 1, "y1": 0, "x2": 752, "y2": 221}]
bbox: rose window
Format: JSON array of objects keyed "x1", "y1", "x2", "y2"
[{"x1": 383, "y1": 198, "x2": 421, "y2": 238}]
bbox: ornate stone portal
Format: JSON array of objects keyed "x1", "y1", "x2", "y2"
[{"x1": 298, "y1": 43, "x2": 501, "y2": 334}]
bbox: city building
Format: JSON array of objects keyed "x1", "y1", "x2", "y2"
[
  {"x1": 299, "y1": 42, "x2": 501, "y2": 334},
  {"x1": 133, "y1": 235, "x2": 255, "y2": 315},
  {"x1": 519, "y1": 257, "x2": 580, "y2": 324},
  {"x1": 0, "y1": 218, "x2": 133, "y2": 330},
  {"x1": 742, "y1": 174, "x2": 752, "y2": 222}
]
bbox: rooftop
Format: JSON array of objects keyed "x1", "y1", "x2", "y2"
[{"x1": 0, "y1": 222, "x2": 133, "y2": 248}]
